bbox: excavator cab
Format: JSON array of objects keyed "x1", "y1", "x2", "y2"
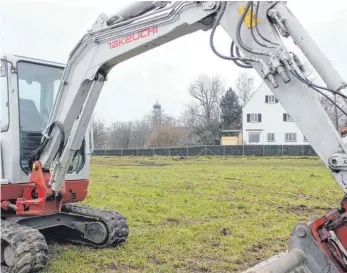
[
  {"x1": 1, "y1": 56, "x2": 128, "y2": 273},
  {"x1": 0, "y1": 55, "x2": 92, "y2": 188}
]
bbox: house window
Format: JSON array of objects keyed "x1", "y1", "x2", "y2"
[
  {"x1": 283, "y1": 113, "x2": 294, "y2": 122},
  {"x1": 247, "y1": 113, "x2": 262, "y2": 123},
  {"x1": 249, "y1": 132, "x2": 260, "y2": 143},
  {"x1": 303, "y1": 136, "x2": 308, "y2": 142},
  {"x1": 285, "y1": 133, "x2": 297, "y2": 142},
  {"x1": 267, "y1": 133, "x2": 275, "y2": 142},
  {"x1": 265, "y1": 95, "x2": 278, "y2": 104}
]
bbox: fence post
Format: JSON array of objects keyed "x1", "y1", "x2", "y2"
[
  {"x1": 169, "y1": 147, "x2": 171, "y2": 157},
  {"x1": 153, "y1": 147, "x2": 155, "y2": 156},
  {"x1": 136, "y1": 148, "x2": 138, "y2": 157},
  {"x1": 205, "y1": 145, "x2": 207, "y2": 156},
  {"x1": 263, "y1": 144, "x2": 265, "y2": 156},
  {"x1": 301, "y1": 145, "x2": 304, "y2": 156},
  {"x1": 242, "y1": 142, "x2": 245, "y2": 156},
  {"x1": 223, "y1": 145, "x2": 225, "y2": 156},
  {"x1": 104, "y1": 145, "x2": 106, "y2": 156},
  {"x1": 121, "y1": 148, "x2": 122, "y2": 157},
  {"x1": 281, "y1": 145, "x2": 283, "y2": 156},
  {"x1": 187, "y1": 146, "x2": 189, "y2": 157}
]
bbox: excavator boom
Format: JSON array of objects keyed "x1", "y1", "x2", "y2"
[{"x1": 33, "y1": 1, "x2": 347, "y2": 196}]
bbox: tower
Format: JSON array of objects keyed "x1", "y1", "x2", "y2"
[
  {"x1": 152, "y1": 100, "x2": 162, "y2": 127},
  {"x1": 153, "y1": 101, "x2": 161, "y2": 111}
]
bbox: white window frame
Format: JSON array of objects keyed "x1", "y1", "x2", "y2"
[
  {"x1": 268, "y1": 95, "x2": 276, "y2": 103},
  {"x1": 285, "y1": 133, "x2": 297, "y2": 142},
  {"x1": 250, "y1": 113, "x2": 258, "y2": 122},
  {"x1": 249, "y1": 132, "x2": 261, "y2": 143},
  {"x1": 267, "y1": 133, "x2": 275, "y2": 142}
]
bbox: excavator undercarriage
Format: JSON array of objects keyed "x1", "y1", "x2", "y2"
[{"x1": 1, "y1": 204, "x2": 129, "y2": 272}]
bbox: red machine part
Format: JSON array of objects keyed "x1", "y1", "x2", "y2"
[
  {"x1": 310, "y1": 199, "x2": 347, "y2": 272},
  {"x1": 1, "y1": 161, "x2": 89, "y2": 215}
]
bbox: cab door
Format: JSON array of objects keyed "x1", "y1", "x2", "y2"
[
  {"x1": 0, "y1": 57, "x2": 21, "y2": 185},
  {"x1": 0, "y1": 60, "x2": 8, "y2": 184}
]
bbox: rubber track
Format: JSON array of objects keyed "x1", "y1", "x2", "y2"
[
  {"x1": 62, "y1": 203, "x2": 129, "y2": 248},
  {"x1": 1, "y1": 221, "x2": 48, "y2": 273}
]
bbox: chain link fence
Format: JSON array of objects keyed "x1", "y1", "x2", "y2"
[{"x1": 92, "y1": 145, "x2": 317, "y2": 157}]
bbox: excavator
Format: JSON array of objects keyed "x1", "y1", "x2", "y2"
[{"x1": 1, "y1": 1, "x2": 347, "y2": 272}]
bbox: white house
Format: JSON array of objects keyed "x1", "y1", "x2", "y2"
[{"x1": 242, "y1": 82, "x2": 309, "y2": 145}]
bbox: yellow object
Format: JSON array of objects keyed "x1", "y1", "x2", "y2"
[
  {"x1": 238, "y1": 4, "x2": 260, "y2": 29},
  {"x1": 33, "y1": 163, "x2": 36, "y2": 170},
  {"x1": 221, "y1": 136, "x2": 243, "y2": 146}
]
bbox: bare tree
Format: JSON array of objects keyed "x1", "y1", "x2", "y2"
[
  {"x1": 147, "y1": 122, "x2": 199, "y2": 148},
  {"x1": 132, "y1": 119, "x2": 151, "y2": 148},
  {"x1": 181, "y1": 103, "x2": 201, "y2": 132},
  {"x1": 319, "y1": 93, "x2": 347, "y2": 130},
  {"x1": 236, "y1": 72, "x2": 255, "y2": 107},
  {"x1": 107, "y1": 121, "x2": 133, "y2": 149},
  {"x1": 182, "y1": 74, "x2": 224, "y2": 144},
  {"x1": 176, "y1": 126, "x2": 199, "y2": 146},
  {"x1": 302, "y1": 61, "x2": 346, "y2": 130},
  {"x1": 188, "y1": 74, "x2": 223, "y2": 121},
  {"x1": 91, "y1": 115, "x2": 108, "y2": 150},
  {"x1": 147, "y1": 124, "x2": 181, "y2": 147}
]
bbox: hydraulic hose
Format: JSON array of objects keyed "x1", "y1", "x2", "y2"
[
  {"x1": 28, "y1": 121, "x2": 65, "y2": 172},
  {"x1": 255, "y1": 1, "x2": 280, "y2": 46},
  {"x1": 230, "y1": 41, "x2": 253, "y2": 68},
  {"x1": 249, "y1": 2, "x2": 274, "y2": 49},
  {"x1": 236, "y1": 2, "x2": 270, "y2": 56},
  {"x1": 290, "y1": 70, "x2": 347, "y2": 117},
  {"x1": 209, "y1": 2, "x2": 260, "y2": 64},
  {"x1": 294, "y1": 71, "x2": 347, "y2": 100}
]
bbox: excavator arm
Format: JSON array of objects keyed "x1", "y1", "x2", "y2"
[
  {"x1": 37, "y1": 1, "x2": 223, "y2": 192},
  {"x1": 37, "y1": 1, "x2": 347, "y2": 194},
  {"x1": 23, "y1": 2, "x2": 347, "y2": 271}
]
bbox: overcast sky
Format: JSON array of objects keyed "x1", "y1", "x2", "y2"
[{"x1": 1, "y1": 0, "x2": 347, "y2": 125}]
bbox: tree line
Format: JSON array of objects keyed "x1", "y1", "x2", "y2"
[{"x1": 92, "y1": 71, "x2": 347, "y2": 149}]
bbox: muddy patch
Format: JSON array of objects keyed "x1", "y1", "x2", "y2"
[
  {"x1": 211, "y1": 241, "x2": 221, "y2": 247},
  {"x1": 220, "y1": 228, "x2": 232, "y2": 236},
  {"x1": 164, "y1": 217, "x2": 180, "y2": 224},
  {"x1": 135, "y1": 161, "x2": 170, "y2": 167},
  {"x1": 284, "y1": 204, "x2": 331, "y2": 215},
  {"x1": 148, "y1": 257, "x2": 162, "y2": 265}
]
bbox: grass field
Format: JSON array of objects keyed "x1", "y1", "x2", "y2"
[{"x1": 43, "y1": 156, "x2": 342, "y2": 273}]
